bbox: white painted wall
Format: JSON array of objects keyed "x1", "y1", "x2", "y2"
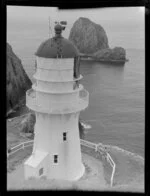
[
  {"x1": 36, "y1": 57, "x2": 74, "y2": 70},
  {"x1": 36, "y1": 57, "x2": 74, "y2": 82},
  {"x1": 36, "y1": 80, "x2": 74, "y2": 92},
  {"x1": 35, "y1": 88, "x2": 80, "y2": 105},
  {"x1": 34, "y1": 112, "x2": 80, "y2": 152},
  {"x1": 24, "y1": 152, "x2": 49, "y2": 180},
  {"x1": 25, "y1": 56, "x2": 88, "y2": 181},
  {"x1": 24, "y1": 164, "x2": 36, "y2": 179},
  {"x1": 26, "y1": 88, "x2": 89, "y2": 114},
  {"x1": 35, "y1": 68, "x2": 74, "y2": 81},
  {"x1": 32, "y1": 112, "x2": 84, "y2": 180}
]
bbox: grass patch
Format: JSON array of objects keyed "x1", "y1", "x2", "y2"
[
  {"x1": 7, "y1": 146, "x2": 32, "y2": 173},
  {"x1": 81, "y1": 145, "x2": 111, "y2": 186}
]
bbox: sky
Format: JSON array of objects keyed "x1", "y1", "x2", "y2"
[
  {"x1": 7, "y1": 6, "x2": 145, "y2": 42},
  {"x1": 7, "y1": 6, "x2": 145, "y2": 24},
  {"x1": 7, "y1": 6, "x2": 145, "y2": 65}
]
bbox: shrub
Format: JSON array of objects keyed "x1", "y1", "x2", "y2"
[{"x1": 20, "y1": 112, "x2": 36, "y2": 134}]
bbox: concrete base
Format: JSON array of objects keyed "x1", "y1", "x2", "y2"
[
  {"x1": 66, "y1": 163, "x2": 85, "y2": 181},
  {"x1": 7, "y1": 153, "x2": 107, "y2": 190},
  {"x1": 7, "y1": 153, "x2": 144, "y2": 192},
  {"x1": 24, "y1": 150, "x2": 85, "y2": 181}
]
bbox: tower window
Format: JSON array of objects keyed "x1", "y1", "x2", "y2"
[
  {"x1": 39, "y1": 168, "x2": 43, "y2": 176},
  {"x1": 63, "y1": 132, "x2": 67, "y2": 141},
  {"x1": 54, "y1": 155, "x2": 58, "y2": 163}
]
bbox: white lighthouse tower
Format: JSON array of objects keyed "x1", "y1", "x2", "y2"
[{"x1": 24, "y1": 22, "x2": 89, "y2": 181}]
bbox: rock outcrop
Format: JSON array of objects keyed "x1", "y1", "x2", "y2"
[
  {"x1": 69, "y1": 17, "x2": 109, "y2": 54},
  {"x1": 7, "y1": 43, "x2": 32, "y2": 113},
  {"x1": 93, "y1": 47, "x2": 126, "y2": 61}
]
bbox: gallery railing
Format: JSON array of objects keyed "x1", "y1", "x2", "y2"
[{"x1": 26, "y1": 88, "x2": 89, "y2": 114}]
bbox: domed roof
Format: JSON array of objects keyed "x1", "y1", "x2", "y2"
[
  {"x1": 35, "y1": 37, "x2": 79, "y2": 58},
  {"x1": 55, "y1": 24, "x2": 63, "y2": 31}
]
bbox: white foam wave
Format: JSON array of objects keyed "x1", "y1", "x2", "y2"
[{"x1": 80, "y1": 122, "x2": 92, "y2": 129}]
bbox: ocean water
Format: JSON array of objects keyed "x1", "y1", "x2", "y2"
[
  {"x1": 7, "y1": 17, "x2": 145, "y2": 158},
  {"x1": 79, "y1": 48, "x2": 145, "y2": 158}
]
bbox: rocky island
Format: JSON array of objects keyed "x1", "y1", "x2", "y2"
[
  {"x1": 69, "y1": 17, "x2": 109, "y2": 54},
  {"x1": 69, "y1": 17, "x2": 128, "y2": 64}
]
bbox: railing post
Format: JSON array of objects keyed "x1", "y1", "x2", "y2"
[
  {"x1": 106, "y1": 153, "x2": 116, "y2": 187},
  {"x1": 7, "y1": 140, "x2": 34, "y2": 159},
  {"x1": 95, "y1": 145, "x2": 98, "y2": 152}
]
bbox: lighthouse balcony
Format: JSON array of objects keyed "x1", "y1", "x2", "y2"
[{"x1": 26, "y1": 88, "x2": 89, "y2": 114}]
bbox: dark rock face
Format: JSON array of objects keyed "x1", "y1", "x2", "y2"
[
  {"x1": 7, "y1": 43, "x2": 32, "y2": 113},
  {"x1": 69, "y1": 17, "x2": 109, "y2": 54},
  {"x1": 94, "y1": 47, "x2": 126, "y2": 60}
]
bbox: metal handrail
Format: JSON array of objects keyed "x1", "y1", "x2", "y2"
[
  {"x1": 26, "y1": 88, "x2": 89, "y2": 101},
  {"x1": 97, "y1": 144, "x2": 116, "y2": 187},
  {"x1": 7, "y1": 139, "x2": 116, "y2": 187},
  {"x1": 80, "y1": 139, "x2": 116, "y2": 187},
  {"x1": 80, "y1": 139, "x2": 97, "y2": 150},
  {"x1": 7, "y1": 140, "x2": 34, "y2": 157},
  {"x1": 106, "y1": 153, "x2": 116, "y2": 187}
]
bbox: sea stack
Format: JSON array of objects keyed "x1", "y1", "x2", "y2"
[
  {"x1": 69, "y1": 18, "x2": 127, "y2": 63},
  {"x1": 69, "y1": 17, "x2": 109, "y2": 54},
  {"x1": 24, "y1": 22, "x2": 89, "y2": 180}
]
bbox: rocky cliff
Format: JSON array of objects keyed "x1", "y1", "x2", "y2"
[
  {"x1": 94, "y1": 47, "x2": 126, "y2": 61},
  {"x1": 69, "y1": 17, "x2": 109, "y2": 54},
  {"x1": 7, "y1": 43, "x2": 32, "y2": 113}
]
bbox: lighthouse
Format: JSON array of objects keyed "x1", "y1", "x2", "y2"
[{"x1": 24, "y1": 22, "x2": 89, "y2": 181}]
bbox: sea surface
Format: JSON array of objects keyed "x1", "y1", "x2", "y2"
[
  {"x1": 7, "y1": 18, "x2": 145, "y2": 159},
  {"x1": 79, "y1": 49, "x2": 145, "y2": 158}
]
